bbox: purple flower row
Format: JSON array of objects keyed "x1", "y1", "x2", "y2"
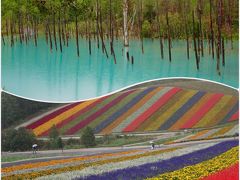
[{"x1": 75, "y1": 140, "x2": 238, "y2": 180}]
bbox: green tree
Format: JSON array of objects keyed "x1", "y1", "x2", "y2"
[
  {"x1": 49, "y1": 125, "x2": 60, "y2": 149},
  {"x1": 81, "y1": 127, "x2": 96, "y2": 147},
  {"x1": 2, "y1": 127, "x2": 36, "y2": 152},
  {"x1": 57, "y1": 137, "x2": 64, "y2": 151}
]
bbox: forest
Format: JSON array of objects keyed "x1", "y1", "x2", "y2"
[{"x1": 1, "y1": 0, "x2": 239, "y2": 73}]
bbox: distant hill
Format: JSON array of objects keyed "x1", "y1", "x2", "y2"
[
  {"x1": 21, "y1": 85, "x2": 239, "y2": 137},
  {"x1": 1, "y1": 92, "x2": 60, "y2": 129}
]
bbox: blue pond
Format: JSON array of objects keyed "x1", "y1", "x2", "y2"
[{"x1": 1, "y1": 37, "x2": 238, "y2": 102}]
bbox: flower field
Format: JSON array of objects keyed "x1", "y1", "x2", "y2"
[
  {"x1": 2, "y1": 140, "x2": 238, "y2": 180},
  {"x1": 22, "y1": 86, "x2": 239, "y2": 136}
]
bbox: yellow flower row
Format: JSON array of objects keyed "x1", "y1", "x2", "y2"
[
  {"x1": 33, "y1": 99, "x2": 97, "y2": 136},
  {"x1": 145, "y1": 91, "x2": 197, "y2": 131},
  {"x1": 2, "y1": 149, "x2": 142, "y2": 173},
  {"x1": 147, "y1": 146, "x2": 239, "y2": 180},
  {"x1": 194, "y1": 95, "x2": 232, "y2": 128},
  {"x1": 3, "y1": 147, "x2": 179, "y2": 179}
]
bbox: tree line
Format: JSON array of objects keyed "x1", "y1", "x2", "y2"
[{"x1": 2, "y1": 0, "x2": 238, "y2": 72}]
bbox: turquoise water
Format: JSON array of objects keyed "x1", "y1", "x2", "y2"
[{"x1": 2, "y1": 37, "x2": 239, "y2": 102}]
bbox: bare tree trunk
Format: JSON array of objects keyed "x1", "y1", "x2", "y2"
[
  {"x1": 34, "y1": 19, "x2": 37, "y2": 47},
  {"x1": 2, "y1": 33, "x2": 5, "y2": 46},
  {"x1": 222, "y1": 37, "x2": 225, "y2": 66},
  {"x1": 47, "y1": 20, "x2": 53, "y2": 52},
  {"x1": 123, "y1": 0, "x2": 129, "y2": 47},
  {"x1": 96, "y1": 0, "x2": 100, "y2": 49},
  {"x1": 88, "y1": 20, "x2": 92, "y2": 55},
  {"x1": 18, "y1": 13, "x2": 22, "y2": 44},
  {"x1": 75, "y1": 14, "x2": 79, "y2": 57},
  {"x1": 198, "y1": 0, "x2": 204, "y2": 57},
  {"x1": 216, "y1": 0, "x2": 223, "y2": 75},
  {"x1": 192, "y1": 11, "x2": 199, "y2": 70},
  {"x1": 166, "y1": 11, "x2": 171, "y2": 62},
  {"x1": 156, "y1": 0, "x2": 164, "y2": 59},
  {"x1": 209, "y1": 0, "x2": 214, "y2": 59},
  {"x1": 58, "y1": 10, "x2": 62, "y2": 53},
  {"x1": 45, "y1": 23, "x2": 48, "y2": 45},
  {"x1": 10, "y1": 20, "x2": 14, "y2": 47},
  {"x1": 53, "y1": 12, "x2": 58, "y2": 51}
]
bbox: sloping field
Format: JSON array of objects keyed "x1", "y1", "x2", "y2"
[
  {"x1": 24, "y1": 86, "x2": 239, "y2": 137},
  {"x1": 1, "y1": 140, "x2": 238, "y2": 179}
]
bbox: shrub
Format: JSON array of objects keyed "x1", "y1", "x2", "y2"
[
  {"x1": 81, "y1": 127, "x2": 96, "y2": 147},
  {"x1": 2, "y1": 127, "x2": 36, "y2": 151}
]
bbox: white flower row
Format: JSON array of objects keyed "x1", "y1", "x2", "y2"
[{"x1": 38, "y1": 142, "x2": 217, "y2": 180}]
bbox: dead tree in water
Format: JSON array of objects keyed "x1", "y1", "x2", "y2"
[
  {"x1": 216, "y1": 0, "x2": 223, "y2": 75},
  {"x1": 183, "y1": 1, "x2": 189, "y2": 59},
  {"x1": 192, "y1": 11, "x2": 199, "y2": 70},
  {"x1": 109, "y1": 0, "x2": 117, "y2": 64},
  {"x1": 197, "y1": 0, "x2": 204, "y2": 57},
  {"x1": 156, "y1": 0, "x2": 164, "y2": 59},
  {"x1": 75, "y1": 14, "x2": 79, "y2": 57},
  {"x1": 53, "y1": 12, "x2": 58, "y2": 51},
  {"x1": 222, "y1": 37, "x2": 225, "y2": 66},
  {"x1": 166, "y1": 11, "x2": 171, "y2": 62},
  {"x1": 137, "y1": 0, "x2": 144, "y2": 54},
  {"x1": 96, "y1": 0, "x2": 100, "y2": 49},
  {"x1": 123, "y1": 0, "x2": 129, "y2": 47},
  {"x1": 209, "y1": 0, "x2": 214, "y2": 59},
  {"x1": 47, "y1": 20, "x2": 53, "y2": 52},
  {"x1": 58, "y1": 11, "x2": 62, "y2": 53},
  {"x1": 2, "y1": 33, "x2": 5, "y2": 46}
]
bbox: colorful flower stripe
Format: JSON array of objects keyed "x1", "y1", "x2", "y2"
[
  {"x1": 229, "y1": 110, "x2": 239, "y2": 122},
  {"x1": 22, "y1": 86, "x2": 239, "y2": 135},
  {"x1": 205, "y1": 96, "x2": 237, "y2": 127},
  {"x1": 3, "y1": 150, "x2": 147, "y2": 177},
  {"x1": 224, "y1": 124, "x2": 239, "y2": 136},
  {"x1": 78, "y1": 140, "x2": 238, "y2": 180},
  {"x1": 220, "y1": 102, "x2": 239, "y2": 124},
  {"x1": 207, "y1": 125, "x2": 235, "y2": 139},
  {"x1": 2, "y1": 149, "x2": 142, "y2": 174},
  {"x1": 158, "y1": 91, "x2": 205, "y2": 130},
  {"x1": 145, "y1": 90, "x2": 196, "y2": 131},
  {"x1": 112, "y1": 87, "x2": 173, "y2": 133},
  {"x1": 188, "y1": 129, "x2": 210, "y2": 140},
  {"x1": 194, "y1": 95, "x2": 233, "y2": 128},
  {"x1": 156, "y1": 90, "x2": 198, "y2": 130},
  {"x1": 123, "y1": 87, "x2": 181, "y2": 132},
  {"x1": 169, "y1": 93, "x2": 213, "y2": 131},
  {"x1": 65, "y1": 89, "x2": 136, "y2": 135},
  {"x1": 100, "y1": 87, "x2": 163, "y2": 134},
  {"x1": 84, "y1": 89, "x2": 145, "y2": 133},
  {"x1": 197, "y1": 128, "x2": 221, "y2": 139},
  {"x1": 201, "y1": 163, "x2": 239, "y2": 180},
  {"x1": 149, "y1": 146, "x2": 238, "y2": 180},
  {"x1": 33, "y1": 99, "x2": 98, "y2": 136},
  {"x1": 181, "y1": 93, "x2": 224, "y2": 129},
  {"x1": 60, "y1": 93, "x2": 120, "y2": 134},
  {"x1": 2, "y1": 147, "x2": 178, "y2": 179},
  {"x1": 138, "y1": 90, "x2": 188, "y2": 132},
  {"x1": 26, "y1": 103, "x2": 81, "y2": 129},
  {"x1": 40, "y1": 96, "x2": 108, "y2": 136},
  {"x1": 94, "y1": 87, "x2": 156, "y2": 133},
  {"x1": 43, "y1": 143, "x2": 215, "y2": 179}
]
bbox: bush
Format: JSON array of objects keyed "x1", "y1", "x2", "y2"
[
  {"x1": 81, "y1": 127, "x2": 96, "y2": 147},
  {"x1": 49, "y1": 125, "x2": 61, "y2": 149},
  {"x1": 2, "y1": 127, "x2": 36, "y2": 152}
]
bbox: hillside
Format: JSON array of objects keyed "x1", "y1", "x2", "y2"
[{"x1": 22, "y1": 85, "x2": 239, "y2": 137}]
